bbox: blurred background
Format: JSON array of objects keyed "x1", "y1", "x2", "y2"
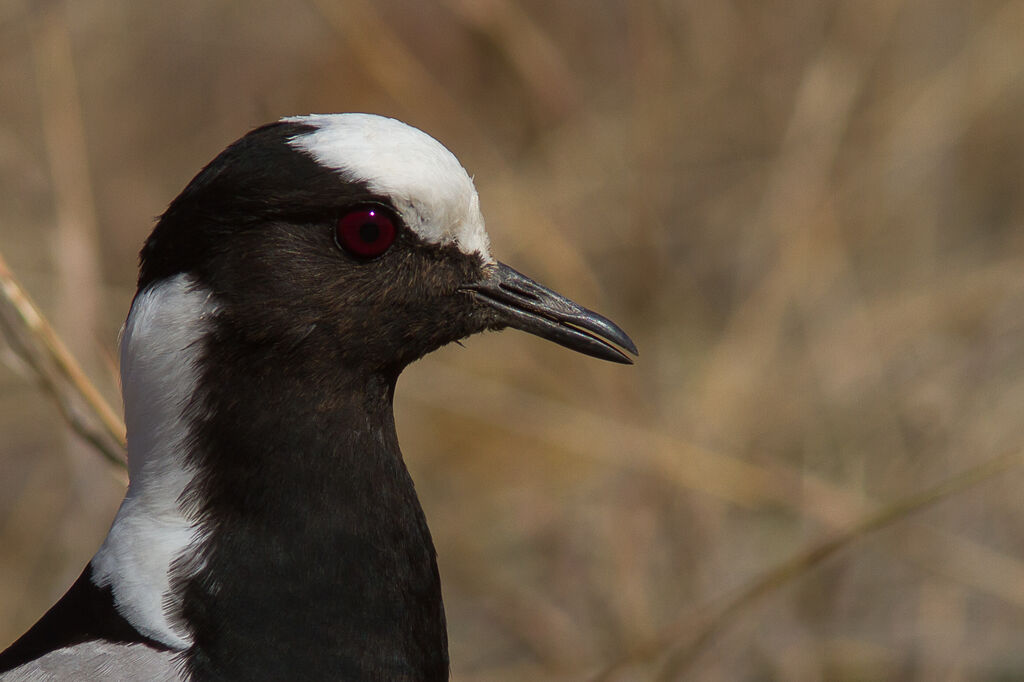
[{"x1": 2, "y1": 0, "x2": 1024, "y2": 679}]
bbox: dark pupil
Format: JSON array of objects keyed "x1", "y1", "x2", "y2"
[{"x1": 359, "y1": 221, "x2": 380, "y2": 243}]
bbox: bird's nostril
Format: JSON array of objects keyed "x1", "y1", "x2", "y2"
[{"x1": 497, "y1": 281, "x2": 540, "y2": 302}]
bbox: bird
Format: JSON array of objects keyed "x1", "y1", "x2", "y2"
[{"x1": 0, "y1": 113, "x2": 637, "y2": 681}]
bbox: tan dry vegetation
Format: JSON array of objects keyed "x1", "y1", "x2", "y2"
[{"x1": 1, "y1": 0, "x2": 1024, "y2": 679}]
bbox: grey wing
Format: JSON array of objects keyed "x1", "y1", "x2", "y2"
[{"x1": 0, "y1": 641, "x2": 183, "y2": 681}]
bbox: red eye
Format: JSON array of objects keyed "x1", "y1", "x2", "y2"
[{"x1": 336, "y1": 206, "x2": 397, "y2": 258}]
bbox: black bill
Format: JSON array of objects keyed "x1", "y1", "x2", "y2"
[{"x1": 462, "y1": 262, "x2": 638, "y2": 364}]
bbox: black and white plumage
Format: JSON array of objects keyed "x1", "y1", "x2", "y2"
[{"x1": 0, "y1": 113, "x2": 637, "y2": 681}]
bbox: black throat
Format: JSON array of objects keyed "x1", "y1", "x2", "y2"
[{"x1": 174, "y1": 318, "x2": 448, "y2": 681}]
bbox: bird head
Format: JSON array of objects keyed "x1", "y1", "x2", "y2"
[{"x1": 137, "y1": 113, "x2": 636, "y2": 377}]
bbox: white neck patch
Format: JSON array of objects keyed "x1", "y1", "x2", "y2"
[
  {"x1": 90, "y1": 274, "x2": 217, "y2": 650},
  {"x1": 284, "y1": 113, "x2": 493, "y2": 261}
]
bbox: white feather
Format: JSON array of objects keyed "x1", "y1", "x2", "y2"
[
  {"x1": 285, "y1": 113, "x2": 493, "y2": 260},
  {"x1": 0, "y1": 641, "x2": 182, "y2": 681},
  {"x1": 90, "y1": 274, "x2": 216, "y2": 650}
]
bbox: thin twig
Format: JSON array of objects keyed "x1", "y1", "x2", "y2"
[
  {"x1": 0, "y1": 303, "x2": 126, "y2": 474},
  {"x1": 0, "y1": 249, "x2": 127, "y2": 464}
]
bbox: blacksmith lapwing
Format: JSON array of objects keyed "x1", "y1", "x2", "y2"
[{"x1": 0, "y1": 113, "x2": 637, "y2": 681}]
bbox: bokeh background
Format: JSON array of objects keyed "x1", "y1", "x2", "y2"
[{"x1": 2, "y1": 1, "x2": 1024, "y2": 679}]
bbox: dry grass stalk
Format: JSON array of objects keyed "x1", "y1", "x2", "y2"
[
  {"x1": 592, "y1": 448, "x2": 1024, "y2": 681},
  {"x1": 0, "y1": 249, "x2": 126, "y2": 470}
]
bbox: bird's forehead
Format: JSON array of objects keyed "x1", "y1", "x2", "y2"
[{"x1": 285, "y1": 114, "x2": 492, "y2": 261}]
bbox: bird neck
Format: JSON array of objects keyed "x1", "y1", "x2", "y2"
[
  {"x1": 180, "y1": 362, "x2": 448, "y2": 681},
  {"x1": 95, "y1": 276, "x2": 449, "y2": 680}
]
